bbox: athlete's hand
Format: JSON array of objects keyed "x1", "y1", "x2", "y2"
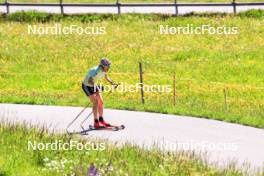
[{"x1": 112, "y1": 82, "x2": 119, "y2": 89}]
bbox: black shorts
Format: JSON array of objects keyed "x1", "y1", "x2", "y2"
[{"x1": 82, "y1": 83, "x2": 99, "y2": 97}]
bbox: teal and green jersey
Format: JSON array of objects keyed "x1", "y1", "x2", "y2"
[{"x1": 83, "y1": 66, "x2": 106, "y2": 86}]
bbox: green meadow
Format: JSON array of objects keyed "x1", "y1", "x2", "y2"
[{"x1": 0, "y1": 10, "x2": 264, "y2": 128}]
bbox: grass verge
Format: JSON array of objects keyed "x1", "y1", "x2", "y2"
[{"x1": 0, "y1": 119, "x2": 255, "y2": 175}]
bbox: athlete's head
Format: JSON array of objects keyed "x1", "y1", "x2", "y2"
[{"x1": 100, "y1": 58, "x2": 111, "y2": 72}]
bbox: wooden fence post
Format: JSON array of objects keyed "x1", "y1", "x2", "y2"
[
  {"x1": 117, "y1": 0, "x2": 121, "y2": 15},
  {"x1": 173, "y1": 73, "x2": 176, "y2": 105},
  {"x1": 139, "y1": 62, "x2": 145, "y2": 104},
  {"x1": 224, "y1": 87, "x2": 228, "y2": 112},
  {"x1": 5, "y1": 0, "x2": 9, "y2": 15},
  {"x1": 174, "y1": 0, "x2": 178, "y2": 16},
  {"x1": 232, "y1": 0, "x2": 236, "y2": 14},
  {"x1": 60, "y1": 0, "x2": 64, "y2": 15}
]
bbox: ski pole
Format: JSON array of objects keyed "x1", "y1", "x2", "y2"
[
  {"x1": 66, "y1": 105, "x2": 88, "y2": 134},
  {"x1": 80, "y1": 111, "x2": 93, "y2": 130},
  {"x1": 80, "y1": 84, "x2": 119, "y2": 130}
]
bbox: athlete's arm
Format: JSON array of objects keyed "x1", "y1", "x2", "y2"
[
  {"x1": 105, "y1": 75, "x2": 115, "y2": 85},
  {"x1": 88, "y1": 77, "x2": 94, "y2": 86},
  {"x1": 87, "y1": 68, "x2": 97, "y2": 86}
]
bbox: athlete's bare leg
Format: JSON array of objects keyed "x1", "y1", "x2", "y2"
[{"x1": 88, "y1": 94, "x2": 98, "y2": 120}]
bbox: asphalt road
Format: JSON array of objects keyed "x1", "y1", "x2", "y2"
[
  {"x1": 0, "y1": 103, "x2": 264, "y2": 172},
  {"x1": 0, "y1": 5, "x2": 263, "y2": 14}
]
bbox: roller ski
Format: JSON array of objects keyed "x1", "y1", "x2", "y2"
[{"x1": 90, "y1": 119, "x2": 125, "y2": 131}]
